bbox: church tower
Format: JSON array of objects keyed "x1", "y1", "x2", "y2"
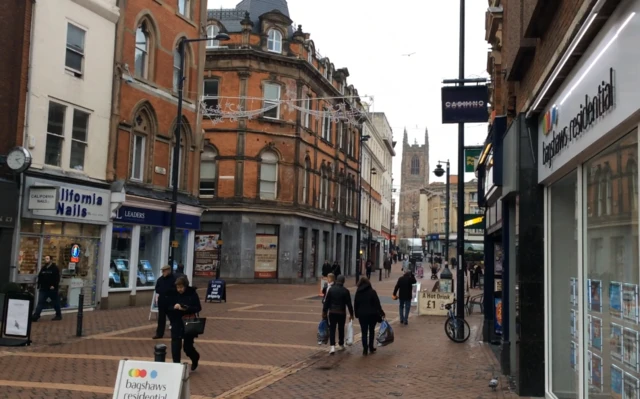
[{"x1": 398, "y1": 128, "x2": 430, "y2": 240}]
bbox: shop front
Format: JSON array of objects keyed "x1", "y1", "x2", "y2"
[
  {"x1": 15, "y1": 176, "x2": 111, "y2": 311},
  {"x1": 102, "y1": 199, "x2": 201, "y2": 309},
  {"x1": 543, "y1": 3, "x2": 640, "y2": 397}
]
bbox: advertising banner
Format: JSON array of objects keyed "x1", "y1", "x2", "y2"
[
  {"x1": 464, "y1": 147, "x2": 483, "y2": 172},
  {"x1": 418, "y1": 291, "x2": 454, "y2": 316},
  {"x1": 441, "y1": 85, "x2": 489, "y2": 124},
  {"x1": 495, "y1": 298, "x2": 503, "y2": 335},
  {"x1": 255, "y1": 235, "x2": 278, "y2": 279},
  {"x1": 113, "y1": 359, "x2": 184, "y2": 399},
  {"x1": 194, "y1": 234, "x2": 220, "y2": 277}
]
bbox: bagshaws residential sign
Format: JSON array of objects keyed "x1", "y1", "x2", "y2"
[{"x1": 542, "y1": 68, "x2": 615, "y2": 168}]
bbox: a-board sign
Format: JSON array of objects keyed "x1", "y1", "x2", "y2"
[
  {"x1": 411, "y1": 282, "x2": 421, "y2": 307},
  {"x1": 418, "y1": 291, "x2": 454, "y2": 316},
  {"x1": 148, "y1": 293, "x2": 159, "y2": 321},
  {"x1": 206, "y1": 279, "x2": 226, "y2": 302},
  {"x1": 112, "y1": 359, "x2": 186, "y2": 399},
  {"x1": 0, "y1": 291, "x2": 34, "y2": 347}
]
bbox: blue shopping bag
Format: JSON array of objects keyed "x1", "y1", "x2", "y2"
[
  {"x1": 317, "y1": 319, "x2": 329, "y2": 345},
  {"x1": 377, "y1": 320, "x2": 395, "y2": 346}
]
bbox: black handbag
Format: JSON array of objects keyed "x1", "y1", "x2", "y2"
[{"x1": 183, "y1": 314, "x2": 206, "y2": 336}]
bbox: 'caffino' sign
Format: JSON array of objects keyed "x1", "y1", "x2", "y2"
[{"x1": 542, "y1": 68, "x2": 615, "y2": 168}]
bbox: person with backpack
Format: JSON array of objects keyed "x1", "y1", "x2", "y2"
[
  {"x1": 322, "y1": 275, "x2": 354, "y2": 355},
  {"x1": 393, "y1": 269, "x2": 417, "y2": 325},
  {"x1": 354, "y1": 277, "x2": 385, "y2": 356}
]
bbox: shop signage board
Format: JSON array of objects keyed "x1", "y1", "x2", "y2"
[
  {"x1": 112, "y1": 359, "x2": 186, "y2": 399},
  {"x1": 194, "y1": 234, "x2": 220, "y2": 277},
  {"x1": 114, "y1": 206, "x2": 200, "y2": 230},
  {"x1": 464, "y1": 147, "x2": 483, "y2": 173},
  {"x1": 0, "y1": 291, "x2": 34, "y2": 346},
  {"x1": 441, "y1": 85, "x2": 489, "y2": 124},
  {"x1": 537, "y1": 3, "x2": 640, "y2": 183},
  {"x1": 255, "y1": 235, "x2": 278, "y2": 279},
  {"x1": 205, "y1": 279, "x2": 226, "y2": 302},
  {"x1": 418, "y1": 291, "x2": 453, "y2": 316},
  {"x1": 24, "y1": 177, "x2": 111, "y2": 224}
]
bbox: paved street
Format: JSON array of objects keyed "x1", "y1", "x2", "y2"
[{"x1": 0, "y1": 263, "x2": 518, "y2": 399}]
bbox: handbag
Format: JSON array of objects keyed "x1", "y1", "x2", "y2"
[{"x1": 183, "y1": 314, "x2": 206, "y2": 336}]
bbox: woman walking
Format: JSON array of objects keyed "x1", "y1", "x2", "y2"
[
  {"x1": 167, "y1": 275, "x2": 202, "y2": 370},
  {"x1": 354, "y1": 276, "x2": 385, "y2": 356}
]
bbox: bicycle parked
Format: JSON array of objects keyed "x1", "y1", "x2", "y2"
[{"x1": 444, "y1": 301, "x2": 471, "y2": 343}]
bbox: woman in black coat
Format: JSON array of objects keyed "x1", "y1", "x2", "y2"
[
  {"x1": 167, "y1": 275, "x2": 202, "y2": 369},
  {"x1": 354, "y1": 276, "x2": 385, "y2": 356}
]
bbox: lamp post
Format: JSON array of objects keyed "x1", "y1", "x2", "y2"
[
  {"x1": 169, "y1": 32, "x2": 230, "y2": 268},
  {"x1": 433, "y1": 160, "x2": 451, "y2": 264},
  {"x1": 355, "y1": 134, "x2": 370, "y2": 285}
]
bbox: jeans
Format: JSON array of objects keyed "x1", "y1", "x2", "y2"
[
  {"x1": 358, "y1": 315, "x2": 377, "y2": 351},
  {"x1": 34, "y1": 289, "x2": 61, "y2": 317},
  {"x1": 328, "y1": 313, "x2": 346, "y2": 346},
  {"x1": 399, "y1": 299, "x2": 411, "y2": 323},
  {"x1": 171, "y1": 335, "x2": 200, "y2": 364}
]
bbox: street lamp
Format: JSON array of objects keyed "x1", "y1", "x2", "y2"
[
  {"x1": 433, "y1": 160, "x2": 450, "y2": 264},
  {"x1": 355, "y1": 134, "x2": 370, "y2": 285},
  {"x1": 169, "y1": 32, "x2": 230, "y2": 268}
]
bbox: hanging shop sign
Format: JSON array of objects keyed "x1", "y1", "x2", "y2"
[
  {"x1": 464, "y1": 214, "x2": 485, "y2": 230},
  {"x1": 541, "y1": 68, "x2": 615, "y2": 169},
  {"x1": 114, "y1": 206, "x2": 200, "y2": 230},
  {"x1": 464, "y1": 147, "x2": 483, "y2": 173},
  {"x1": 24, "y1": 177, "x2": 111, "y2": 224},
  {"x1": 441, "y1": 85, "x2": 489, "y2": 124}
]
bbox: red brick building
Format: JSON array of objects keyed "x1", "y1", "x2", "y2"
[
  {"x1": 103, "y1": 0, "x2": 208, "y2": 308},
  {"x1": 197, "y1": 0, "x2": 364, "y2": 282}
]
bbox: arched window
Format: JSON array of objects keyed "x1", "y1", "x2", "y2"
[
  {"x1": 173, "y1": 46, "x2": 181, "y2": 92},
  {"x1": 267, "y1": 29, "x2": 282, "y2": 53},
  {"x1": 629, "y1": 160, "x2": 638, "y2": 212},
  {"x1": 411, "y1": 156, "x2": 420, "y2": 175},
  {"x1": 303, "y1": 158, "x2": 311, "y2": 204},
  {"x1": 206, "y1": 25, "x2": 220, "y2": 48},
  {"x1": 169, "y1": 127, "x2": 186, "y2": 189},
  {"x1": 134, "y1": 22, "x2": 150, "y2": 78},
  {"x1": 260, "y1": 150, "x2": 278, "y2": 200},
  {"x1": 173, "y1": 41, "x2": 190, "y2": 93},
  {"x1": 199, "y1": 146, "x2": 217, "y2": 197},
  {"x1": 131, "y1": 106, "x2": 154, "y2": 181}
]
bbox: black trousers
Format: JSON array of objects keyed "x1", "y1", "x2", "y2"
[
  {"x1": 156, "y1": 304, "x2": 167, "y2": 337},
  {"x1": 366, "y1": 268, "x2": 372, "y2": 279},
  {"x1": 359, "y1": 315, "x2": 377, "y2": 350},
  {"x1": 171, "y1": 335, "x2": 199, "y2": 363},
  {"x1": 329, "y1": 313, "x2": 346, "y2": 346}
]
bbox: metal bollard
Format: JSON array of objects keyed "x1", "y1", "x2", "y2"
[
  {"x1": 76, "y1": 293, "x2": 84, "y2": 337},
  {"x1": 154, "y1": 344, "x2": 167, "y2": 362},
  {"x1": 379, "y1": 268, "x2": 382, "y2": 281}
]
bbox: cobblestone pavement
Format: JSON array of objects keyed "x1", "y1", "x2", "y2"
[{"x1": 0, "y1": 262, "x2": 524, "y2": 398}]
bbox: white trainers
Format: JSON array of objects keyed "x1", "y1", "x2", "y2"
[
  {"x1": 329, "y1": 345, "x2": 336, "y2": 355},
  {"x1": 337, "y1": 345, "x2": 345, "y2": 351}
]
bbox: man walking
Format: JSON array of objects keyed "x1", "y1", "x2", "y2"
[
  {"x1": 383, "y1": 257, "x2": 392, "y2": 278},
  {"x1": 393, "y1": 269, "x2": 417, "y2": 325},
  {"x1": 153, "y1": 265, "x2": 176, "y2": 339},
  {"x1": 32, "y1": 255, "x2": 62, "y2": 321},
  {"x1": 322, "y1": 275, "x2": 354, "y2": 355}
]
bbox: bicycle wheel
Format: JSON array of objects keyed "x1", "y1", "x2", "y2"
[{"x1": 444, "y1": 317, "x2": 471, "y2": 343}]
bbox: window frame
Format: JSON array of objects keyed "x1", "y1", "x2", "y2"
[
  {"x1": 263, "y1": 83, "x2": 281, "y2": 120},
  {"x1": 303, "y1": 95, "x2": 311, "y2": 129},
  {"x1": 134, "y1": 23, "x2": 149, "y2": 79},
  {"x1": 169, "y1": 144, "x2": 184, "y2": 189},
  {"x1": 69, "y1": 109, "x2": 90, "y2": 171},
  {"x1": 203, "y1": 79, "x2": 220, "y2": 110},
  {"x1": 199, "y1": 146, "x2": 218, "y2": 197},
  {"x1": 45, "y1": 102, "x2": 67, "y2": 167},
  {"x1": 322, "y1": 108, "x2": 331, "y2": 142},
  {"x1": 267, "y1": 29, "x2": 282, "y2": 54},
  {"x1": 65, "y1": 23, "x2": 86, "y2": 77},
  {"x1": 259, "y1": 151, "x2": 278, "y2": 200},
  {"x1": 206, "y1": 25, "x2": 220, "y2": 48},
  {"x1": 131, "y1": 134, "x2": 146, "y2": 181},
  {"x1": 178, "y1": 0, "x2": 191, "y2": 19}
]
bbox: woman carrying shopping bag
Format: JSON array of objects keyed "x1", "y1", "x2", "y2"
[
  {"x1": 354, "y1": 276, "x2": 385, "y2": 356},
  {"x1": 167, "y1": 275, "x2": 203, "y2": 370}
]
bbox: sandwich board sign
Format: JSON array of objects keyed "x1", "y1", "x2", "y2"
[{"x1": 113, "y1": 359, "x2": 188, "y2": 399}]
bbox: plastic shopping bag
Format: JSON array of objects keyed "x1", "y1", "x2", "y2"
[
  {"x1": 317, "y1": 319, "x2": 329, "y2": 345},
  {"x1": 346, "y1": 321, "x2": 354, "y2": 346},
  {"x1": 377, "y1": 320, "x2": 395, "y2": 346}
]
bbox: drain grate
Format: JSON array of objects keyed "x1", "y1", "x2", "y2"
[{"x1": 387, "y1": 392, "x2": 403, "y2": 396}]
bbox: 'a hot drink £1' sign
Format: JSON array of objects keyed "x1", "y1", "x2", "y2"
[{"x1": 113, "y1": 360, "x2": 185, "y2": 399}]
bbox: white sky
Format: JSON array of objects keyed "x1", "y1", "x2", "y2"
[{"x1": 207, "y1": 0, "x2": 490, "y2": 201}]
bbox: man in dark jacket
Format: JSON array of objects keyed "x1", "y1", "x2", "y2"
[
  {"x1": 354, "y1": 277, "x2": 385, "y2": 355},
  {"x1": 322, "y1": 275, "x2": 354, "y2": 355},
  {"x1": 383, "y1": 257, "x2": 392, "y2": 278},
  {"x1": 393, "y1": 269, "x2": 417, "y2": 325},
  {"x1": 32, "y1": 255, "x2": 62, "y2": 321},
  {"x1": 153, "y1": 264, "x2": 176, "y2": 339},
  {"x1": 321, "y1": 261, "x2": 332, "y2": 277},
  {"x1": 365, "y1": 259, "x2": 373, "y2": 279},
  {"x1": 331, "y1": 261, "x2": 342, "y2": 277}
]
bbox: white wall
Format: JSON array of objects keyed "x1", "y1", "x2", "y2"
[{"x1": 26, "y1": 0, "x2": 118, "y2": 180}]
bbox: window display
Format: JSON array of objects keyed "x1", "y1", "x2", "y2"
[
  {"x1": 172, "y1": 229, "x2": 190, "y2": 271},
  {"x1": 110, "y1": 224, "x2": 132, "y2": 289},
  {"x1": 137, "y1": 226, "x2": 163, "y2": 287}
]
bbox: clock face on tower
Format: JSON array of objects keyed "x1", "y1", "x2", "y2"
[{"x1": 6, "y1": 147, "x2": 32, "y2": 173}]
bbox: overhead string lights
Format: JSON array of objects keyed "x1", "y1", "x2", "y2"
[{"x1": 200, "y1": 89, "x2": 372, "y2": 126}]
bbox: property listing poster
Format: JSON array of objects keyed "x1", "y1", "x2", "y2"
[
  {"x1": 611, "y1": 282, "x2": 623, "y2": 319},
  {"x1": 255, "y1": 235, "x2": 278, "y2": 279},
  {"x1": 194, "y1": 233, "x2": 220, "y2": 277}
]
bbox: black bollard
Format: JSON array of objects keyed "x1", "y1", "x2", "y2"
[
  {"x1": 76, "y1": 293, "x2": 84, "y2": 337},
  {"x1": 154, "y1": 344, "x2": 167, "y2": 362},
  {"x1": 379, "y1": 268, "x2": 382, "y2": 282}
]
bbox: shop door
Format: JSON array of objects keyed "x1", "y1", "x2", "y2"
[{"x1": 14, "y1": 235, "x2": 42, "y2": 298}]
